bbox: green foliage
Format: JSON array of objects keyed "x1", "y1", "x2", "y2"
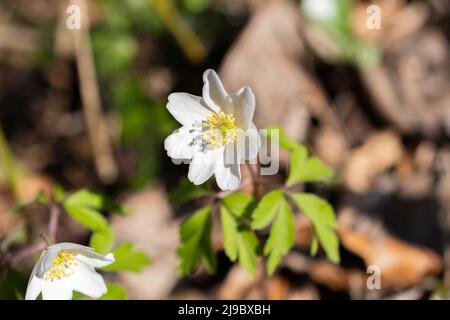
[
  {"x1": 220, "y1": 193, "x2": 259, "y2": 276},
  {"x1": 252, "y1": 192, "x2": 295, "y2": 275},
  {"x1": 264, "y1": 197, "x2": 295, "y2": 275},
  {"x1": 303, "y1": 0, "x2": 382, "y2": 68},
  {"x1": 251, "y1": 190, "x2": 284, "y2": 229},
  {"x1": 287, "y1": 152, "x2": 334, "y2": 186},
  {"x1": 64, "y1": 189, "x2": 125, "y2": 214},
  {"x1": 182, "y1": 0, "x2": 211, "y2": 13},
  {"x1": 100, "y1": 282, "x2": 128, "y2": 300},
  {"x1": 103, "y1": 243, "x2": 151, "y2": 272},
  {"x1": 178, "y1": 207, "x2": 216, "y2": 276},
  {"x1": 0, "y1": 269, "x2": 28, "y2": 300},
  {"x1": 62, "y1": 189, "x2": 126, "y2": 254},
  {"x1": 170, "y1": 177, "x2": 211, "y2": 204},
  {"x1": 89, "y1": 228, "x2": 115, "y2": 254},
  {"x1": 174, "y1": 128, "x2": 339, "y2": 277},
  {"x1": 290, "y1": 193, "x2": 340, "y2": 263}
]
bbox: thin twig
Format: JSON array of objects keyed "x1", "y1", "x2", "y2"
[
  {"x1": 1, "y1": 203, "x2": 61, "y2": 267},
  {"x1": 1, "y1": 242, "x2": 46, "y2": 268},
  {"x1": 47, "y1": 204, "x2": 61, "y2": 243},
  {"x1": 72, "y1": 0, "x2": 118, "y2": 183}
]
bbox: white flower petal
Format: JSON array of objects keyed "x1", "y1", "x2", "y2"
[
  {"x1": 237, "y1": 125, "x2": 261, "y2": 161},
  {"x1": 73, "y1": 251, "x2": 115, "y2": 269},
  {"x1": 25, "y1": 275, "x2": 43, "y2": 300},
  {"x1": 43, "y1": 243, "x2": 114, "y2": 270},
  {"x1": 231, "y1": 86, "x2": 255, "y2": 130},
  {"x1": 25, "y1": 250, "x2": 46, "y2": 299},
  {"x1": 41, "y1": 278, "x2": 73, "y2": 300},
  {"x1": 202, "y1": 69, "x2": 233, "y2": 114},
  {"x1": 188, "y1": 149, "x2": 221, "y2": 185},
  {"x1": 72, "y1": 262, "x2": 107, "y2": 298},
  {"x1": 215, "y1": 160, "x2": 241, "y2": 191},
  {"x1": 164, "y1": 126, "x2": 200, "y2": 160},
  {"x1": 167, "y1": 93, "x2": 213, "y2": 126}
]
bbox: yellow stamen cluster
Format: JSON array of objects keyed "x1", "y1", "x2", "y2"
[
  {"x1": 44, "y1": 251, "x2": 78, "y2": 281},
  {"x1": 202, "y1": 112, "x2": 237, "y2": 149}
]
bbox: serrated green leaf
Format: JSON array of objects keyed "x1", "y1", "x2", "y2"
[
  {"x1": 65, "y1": 189, "x2": 104, "y2": 209},
  {"x1": 220, "y1": 203, "x2": 259, "y2": 276},
  {"x1": 286, "y1": 146, "x2": 308, "y2": 186},
  {"x1": 170, "y1": 177, "x2": 210, "y2": 204},
  {"x1": 177, "y1": 207, "x2": 216, "y2": 276},
  {"x1": 222, "y1": 193, "x2": 256, "y2": 218},
  {"x1": 251, "y1": 190, "x2": 283, "y2": 229},
  {"x1": 100, "y1": 282, "x2": 128, "y2": 300},
  {"x1": 64, "y1": 189, "x2": 126, "y2": 214},
  {"x1": 64, "y1": 205, "x2": 109, "y2": 231},
  {"x1": 299, "y1": 157, "x2": 334, "y2": 183},
  {"x1": 90, "y1": 227, "x2": 115, "y2": 254},
  {"x1": 291, "y1": 193, "x2": 340, "y2": 263},
  {"x1": 236, "y1": 229, "x2": 259, "y2": 276},
  {"x1": 103, "y1": 242, "x2": 151, "y2": 272},
  {"x1": 267, "y1": 126, "x2": 303, "y2": 152},
  {"x1": 263, "y1": 197, "x2": 295, "y2": 275},
  {"x1": 220, "y1": 205, "x2": 238, "y2": 262}
]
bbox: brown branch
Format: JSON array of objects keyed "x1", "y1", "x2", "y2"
[{"x1": 71, "y1": 0, "x2": 118, "y2": 184}]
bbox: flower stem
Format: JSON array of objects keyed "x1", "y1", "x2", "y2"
[
  {"x1": 1, "y1": 204, "x2": 61, "y2": 267},
  {"x1": 1, "y1": 242, "x2": 46, "y2": 267},
  {"x1": 48, "y1": 204, "x2": 61, "y2": 243}
]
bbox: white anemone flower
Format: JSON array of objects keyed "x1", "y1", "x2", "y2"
[
  {"x1": 164, "y1": 69, "x2": 260, "y2": 190},
  {"x1": 302, "y1": 0, "x2": 338, "y2": 22},
  {"x1": 25, "y1": 242, "x2": 114, "y2": 300}
]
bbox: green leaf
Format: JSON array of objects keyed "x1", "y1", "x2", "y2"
[
  {"x1": 182, "y1": 0, "x2": 210, "y2": 13},
  {"x1": 35, "y1": 191, "x2": 49, "y2": 206},
  {"x1": 286, "y1": 146, "x2": 308, "y2": 186},
  {"x1": 251, "y1": 190, "x2": 283, "y2": 229},
  {"x1": 220, "y1": 202, "x2": 259, "y2": 276},
  {"x1": 170, "y1": 177, "x2": 210, "y2": 204},
  {"x1": 178, "y1": 207, "x2": 216, "y2": 276},
  {"x1": 310, "y1": 232, "x2": 319, "y2": 256},
  {"x1": 291, "y1": 193, "x2": 340, "y2": 263},
  {"x1": 103, "y1": 242, "x2": 151, "y2": 272},
  {"x1": 267, "y1": 126, "x2": 304, "y2": 152},
  {"x1": 53, "y1": 185, "x2": 65, "y2": 202},
  {"x1": 100, "y1": 282, "x2": 128, "y2": 300},
  {"x1": 64, "y1": 205, "x2": 109, "y2": 231},
  {"x1": 221, "y1": 204, "x2": 239, "y2": 262},
  {"x1": 221, "y1": 193, "x2": 256, "y2": 218},
  {"x1": 0, "y1": 269, "x2": 28, "y2": 300},
  {"x1": 90, "y1": 227, "x2": 115, "y2": 254},
  {"x1": 65, "y1": 189, "x2": 104, "y2": 209},
  {"x1": 263, "y1": 196, "x2": 295, "y2": 275},
  {"x1": 298, "y1": 157, "x2": 334, "y2": 183},
  {"x1": 64, "y1": 188, "x2": 126, "y2": 214}
]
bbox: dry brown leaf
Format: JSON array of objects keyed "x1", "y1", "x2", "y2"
[
  {"x1": 217, "y1": 265, "x2": 262, "y2": 299},
  {"x1": 266, "y1": 275, "x2": 289, "y2": 300},
  {"x1": 343, "y1": 130, "x2": 403, "y2": 193},
  {"x1": 111, "y1": 185, "x2": 179, "y2": 299},
  {"x1": 339, "y1": 208, "x2": 442, "y2": 289}
]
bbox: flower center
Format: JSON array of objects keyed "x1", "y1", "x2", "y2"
[
  {"x1": 44, "y1": 251, "x2": 78, "y2": 281},
  {"x1": 202, "y1": 112, "x2": 237, "y2": 149}
]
